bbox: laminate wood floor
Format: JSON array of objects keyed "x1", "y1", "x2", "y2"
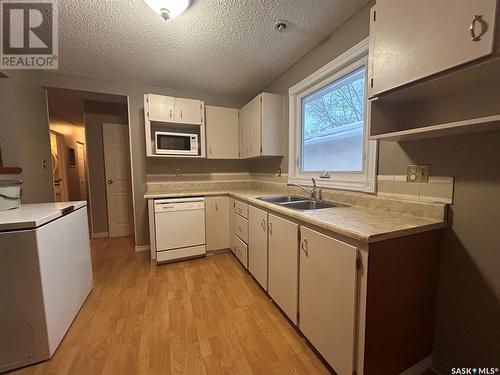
[{"x1": 10, "y1": 236, "x2": 330, "y2": 375}]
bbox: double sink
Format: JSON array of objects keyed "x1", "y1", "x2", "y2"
[{"x1": 257, "y1": 195, "x2": 347, "y2": 211}]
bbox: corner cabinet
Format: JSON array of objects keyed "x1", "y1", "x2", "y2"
[
  {"x1": 205, "y1": 196, "x2": 230, "y2": 251},
  {"x1": 239, "y1": 93, "x2": 284, "y2": 159},
  {"x1": 205, "y1": 106, "x2": 239, "y2": 159},
  {"x1": 367, "y1": 0, "x2": 500, "y2": 141}
]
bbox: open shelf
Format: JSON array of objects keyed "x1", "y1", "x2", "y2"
[{"x1": 369, "y1": 56, "x2": 500, "y2": 141}]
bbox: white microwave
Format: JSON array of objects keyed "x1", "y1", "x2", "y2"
[{"x1": 155, "y1": 131, "x2": 198, "y2": 155}]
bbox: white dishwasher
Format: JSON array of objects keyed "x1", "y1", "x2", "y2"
[{"x1": 154, "y1": 197, "x2": 206, "y2": 263}]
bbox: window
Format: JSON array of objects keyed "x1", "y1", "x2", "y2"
[{"x1": 288, "y1": 38, "x2": 376, "y2": 192}]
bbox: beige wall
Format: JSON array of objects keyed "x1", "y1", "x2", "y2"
[
  {"x1": 260, "y1": 1, "x2": 500, "y2": 370},
  {"x1": 0, "y1": 77, "x2": 54, "y2": 202},
  {"x1": 0, "y1": 70, "x2": 247, "y2": 247},
  {"x1": 83, "y1": 101, "x2": 129, "y2": 235}
]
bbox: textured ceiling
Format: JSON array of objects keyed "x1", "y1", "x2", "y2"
[{"x1": 57, "y1": 0, "x2": 369, "y2": 97}]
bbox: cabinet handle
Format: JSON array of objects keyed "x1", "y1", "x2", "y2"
[
  {"x1": 169, "y1": 109, "x2": 172, "y2": 118},
  {"x1": 215, "y1": 203, "x2": 218, "y2": 211},
  {"x1": 209, "y1": 147, "x2": 212, "y2": 155},
  {"x1": 301, "y1": 239, "x2": 309, "y2": 257},
  {"x1": 469, "y1": 14, "x2": 484, "y2": 41},
  {"x1": 260, "y1": 219, "x2": 266, "y2": 231},
  {"x1": 180, "y1": 110, "x2": 183, "y2": 119},
  {"x1": 269, "y1": 222, "x2": 273, "y2": 235}
]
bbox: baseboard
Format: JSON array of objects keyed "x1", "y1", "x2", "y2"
[
  {"x1": 135, "y1": 245, "x2": 150, "y2": 253},
  {"x1": 400, "y1": 356, "x2": 432, "y2": 375},
  {"x1": 92, "y1": 231, "x2": 108, "y2": 238}
]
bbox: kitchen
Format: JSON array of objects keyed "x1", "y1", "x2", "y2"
[{"x1": 0, "y1": 1, "x2": 499, "y2": 374}]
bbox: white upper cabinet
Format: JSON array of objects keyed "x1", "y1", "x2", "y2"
[
  {"x1": 147, "y1": 94, "x2": 175, "y2": 122},
  {"x1": 368, "y1": 0, "x2": 498, "y2": 98},
  {"x1": 174, "y1": 98, "x2": 204, "y2": 125},
  {"x1": 239, "y1": 93, "x2": 284, "y2": 159},
  {"x1": 205, "y1": 106, "x2": 239, "y2": 159},
  {"x1": 146, "y1": 94, "x2": 203, "y2": 125}
]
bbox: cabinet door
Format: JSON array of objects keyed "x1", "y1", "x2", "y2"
[
  {"x1": 268, "y1": 214, "x2": 298, "y2": 324},
  {"x1": 248, "y1": 206, "x2": 268, "y2": 290},
  {"x1": 205, "y1": 106, "x2": 239, "y2": 159},
  {"x1": 205, "y1": 197, "x2": 230, "y2": 251},
  {"x1": 261, "y1": 93, "x2": 284, "y2": 156},
  {"x1": 147, "y1": 94, "x2": 174, "y2": 122},
  {"x1": 248, "y1": 95, "x2": 262, "y2": 157},
  {"x1": 239, "y1": 104, "x2": 250, "y2": 158},
  {"x1": 175, "y1": 98, "x2": 203, "y2": 125},
  {"x1": 299, "y1": 226, "x2": 358, "y2": 375},
  {"x1": 369, "y1": 0, "x2": 498, "y2": 97}
]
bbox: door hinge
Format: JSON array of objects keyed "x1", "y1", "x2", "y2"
[
  {"x1": 356, "y1": 252, "x2": 362, "y2": 270},
  {"x1": 373, "y1": 10, "x2": 376, "y2": 22},
  {"x1": 146, "y1": 111, "x2": 149, "y2": 117}
]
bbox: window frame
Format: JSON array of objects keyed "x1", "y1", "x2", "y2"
[{"x1": 288, "y1": 38, "x2": 377, "y2": 193}]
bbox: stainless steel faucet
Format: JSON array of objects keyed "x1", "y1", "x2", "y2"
[{"x1": 287, "y1": 178, "x2": 320, "y2": 200}]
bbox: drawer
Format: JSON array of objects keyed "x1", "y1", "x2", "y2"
[
  {"x1": 234, "y1": 235, "x2": 248, "y2": 269},
  {"x1": 234, "y1": 200, "x2": 248, "y2": 219},
  {"x1": 234, "y1": 213, "x2": 248, "y2": 243}
]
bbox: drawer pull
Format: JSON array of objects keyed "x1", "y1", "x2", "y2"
[{"x1": 469, "y1": 14, "x2": 484, "y2": 41}]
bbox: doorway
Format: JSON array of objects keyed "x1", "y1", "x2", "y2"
[{"x1": 45, "y1": 88, "x2": 133, "y2": 240}]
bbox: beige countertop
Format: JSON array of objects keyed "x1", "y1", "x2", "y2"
[{"x1": 144, "y1": 188, "x2": 446, "y2": 243}]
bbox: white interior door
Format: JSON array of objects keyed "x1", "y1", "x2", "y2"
[
  {"x1": 103, "y1": 123, "x2": 133, "y2": 238},
  {"x1": 76, "y1": 142, "x2": 86, "y2": 200}
]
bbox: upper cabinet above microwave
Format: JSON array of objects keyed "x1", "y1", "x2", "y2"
[
  {"x1": 144, "y1": 94, "x2": 206, "y2": 158},
  {"x1": 146, "y1": 94, "x2": 204, "y2": 125},
  {"x1": 368, "y1": 0, "x2": 499, "y2": 98}
]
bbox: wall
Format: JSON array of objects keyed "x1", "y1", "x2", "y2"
[
  {"x1": 0, "y1": 77, "x2": 54, "y2": 202},
  {"x1": 261, "y1": 1, "x2": 500, "y2": 371},
  {"x1": 83, "y1": 100, "x2": 129, "y2": 235},
  {"x1": 258, "y1": 3, "x2": 373, "y2": 174},
  {"x1": 0, "y1": 70, "x2": 247, "y2": 247}
]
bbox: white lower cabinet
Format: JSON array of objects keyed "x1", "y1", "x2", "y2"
[
  {"x1": 268, "y1": 214, "x2": 299, "y2": 324},
  {"x1": 299, "y1": 226, "x2": 358, "y2": 375},
  {"x1": 205, "y1": 196, "x2": 230, "y2": 251},
  {"x1": 248, "y1": 206, "x2": 268, "y2": 290},
  {"x1": 229, "y1": 198, "x2": 235, "y2": 254}
]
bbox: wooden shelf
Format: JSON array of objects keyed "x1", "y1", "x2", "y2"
[{"x1": 370, "y1": 115, "x2": 500, "y2": 141}]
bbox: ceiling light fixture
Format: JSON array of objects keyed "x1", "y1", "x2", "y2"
[{"x1": 144, "y1": 0, "x2": 190, "y2": 21}]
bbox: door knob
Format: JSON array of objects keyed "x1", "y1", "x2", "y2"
[{"x1": 107, "y1": 180, "x2": 114, "y2": 185}]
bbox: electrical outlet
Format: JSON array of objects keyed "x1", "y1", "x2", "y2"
[
  {"x1": 175, "y1": 168, "x2": 182, "y2": 177},
  {"x1": 407, "y1": 165, "x2": 429, "y2": 183}
]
